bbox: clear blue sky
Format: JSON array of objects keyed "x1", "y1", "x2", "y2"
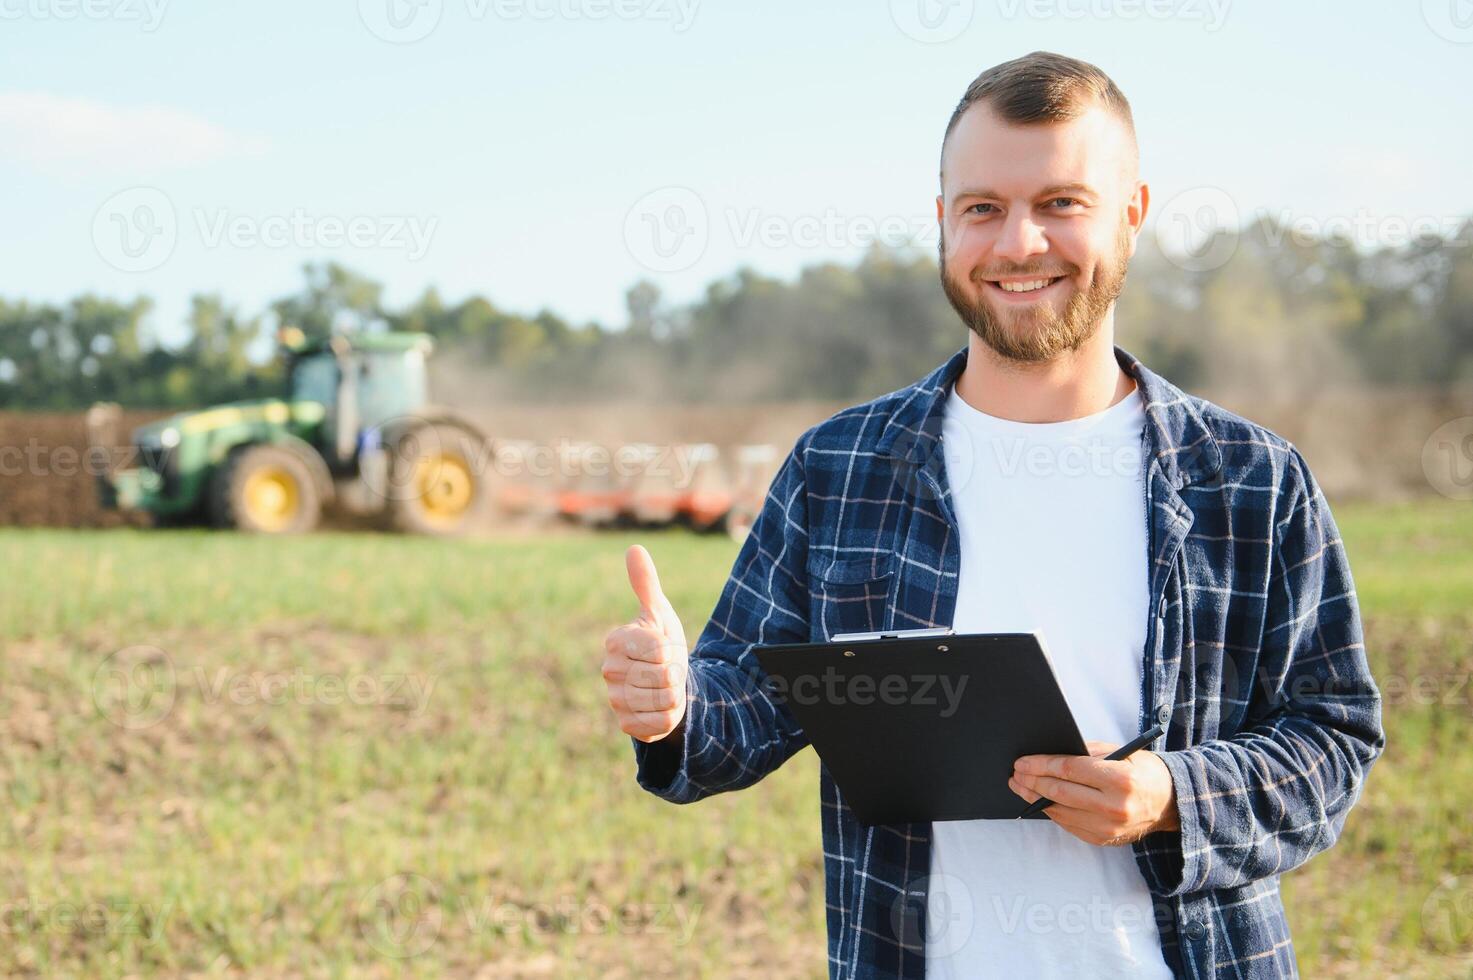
[{"x1": 2, "y1": 0, "x2": 1469, "y2": 348}]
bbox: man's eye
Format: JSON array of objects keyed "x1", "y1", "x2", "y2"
[
  {"x1": 1048, "y1": 197, "x2": 1081, "y2": 208},
  {"x1": 966, "y1": 203, "x2": 997, "y2": 215}
]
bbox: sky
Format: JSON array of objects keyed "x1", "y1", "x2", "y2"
[{"x1": 2, "y1": 0, "x2": 1470, "y2": 349}]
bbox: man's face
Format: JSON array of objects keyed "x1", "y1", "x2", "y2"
[{"x1": 936, "y1": 102, "x2": 1148, "y2": 363}]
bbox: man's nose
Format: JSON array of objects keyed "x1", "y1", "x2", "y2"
[{"x1": 993, "y1": 213, "x2": 1048, "y2": 264}]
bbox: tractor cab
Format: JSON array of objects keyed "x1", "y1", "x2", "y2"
[{"x1": 283, "y1": 331, "x2": 433, "y2": 469}]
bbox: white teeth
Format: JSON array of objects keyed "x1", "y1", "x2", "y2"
[{"x1": 998, "y1": 278, "x2": 1054, "y2": 293}]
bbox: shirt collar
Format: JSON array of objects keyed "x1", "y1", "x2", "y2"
[{"x1": 875, "y1": 341, "x2": 1223, "y2": 491}]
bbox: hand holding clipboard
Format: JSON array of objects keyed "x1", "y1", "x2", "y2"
[
  {"x1": 754, "y1": 628, "x2": 1092, "y2": 823},
  {"x1": 1013, "y1": 722, "x2": 1166, "y2": 818}
]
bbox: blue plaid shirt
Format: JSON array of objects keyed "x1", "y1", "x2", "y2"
[{"x1": 633, "y1": 343, "x2": 1385, "y2": 978}]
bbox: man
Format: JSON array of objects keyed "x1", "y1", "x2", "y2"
[{"x1": 601, "y1": 51, "x2": 1384, "y2": 979}]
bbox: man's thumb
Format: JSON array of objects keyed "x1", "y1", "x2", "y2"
[{"x1": 625, "y1": 544, "x2": 668, "y2": 626}]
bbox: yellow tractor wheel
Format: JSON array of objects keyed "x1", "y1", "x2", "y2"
[
  {"x1": 211, "y1": 444, "x2": 322, "y2": 534},
  {"x1": 389, "y1": 424, "x2": 487, "y2": 535}
]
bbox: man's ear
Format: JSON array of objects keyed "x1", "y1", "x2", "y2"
[
  {"x1": 935, "y1": 194, "x2": 944, "y2": 224},
  {"x1": 1125, "y1": 181, "x2": 1150, "y2": 257},
  {"x1": 1130, "y1": 182, "x2": 1149, "y2": 232}
]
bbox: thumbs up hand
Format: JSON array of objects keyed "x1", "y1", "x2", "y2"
[{"x1": 603, "y1": 545, "x2": 690, "y2": 743}]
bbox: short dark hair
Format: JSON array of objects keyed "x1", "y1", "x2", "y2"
[{"x1": 940, "y1": 51, "x2": 1137, "y2": 176}]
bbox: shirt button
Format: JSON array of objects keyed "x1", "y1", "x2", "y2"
[
  {"x1": 1156, "y1": 703, "x2": 1171, "y2": 726},
  {"x1": 1184, "y1": 920, "x2": 1207, "y2": 941}
]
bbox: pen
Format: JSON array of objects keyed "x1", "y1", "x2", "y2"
[{"x1": 1015, "y1": 722, "x2": 1166, "y2": 819}]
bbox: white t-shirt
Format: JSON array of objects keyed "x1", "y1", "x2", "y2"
[{"x1": 925, "y1": 379, "x2": 1173, "y2": 979}]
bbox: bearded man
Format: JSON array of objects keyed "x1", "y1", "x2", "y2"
[{"x1": 601, "y1": 50, "x2": 1385, "y2": 980}]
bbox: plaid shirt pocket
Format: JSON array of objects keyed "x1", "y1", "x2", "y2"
[{"x1": 809, "y1": 554, "x2": 897, "y2": 640}]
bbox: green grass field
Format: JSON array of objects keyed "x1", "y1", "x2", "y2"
[{"x1": 1, "y1": 498, "x2": 1470, "y2": 977}]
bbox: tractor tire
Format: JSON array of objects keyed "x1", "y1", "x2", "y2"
[
  {"x1": 210, "y1": 443, "x2": 322, "y2": 534},
  {"x1": 387, "y1": 422, "x2": 487, "y2": 535}
]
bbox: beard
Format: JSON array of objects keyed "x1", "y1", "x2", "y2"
[{"x1": 939, "y1": 221, "x2": 1132, "y2": 364}]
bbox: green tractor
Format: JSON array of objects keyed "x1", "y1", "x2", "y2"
[{"x1": 90, "y1": 330, "x2": 491, "y2": 535}]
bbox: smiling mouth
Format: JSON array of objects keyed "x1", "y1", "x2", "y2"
[{"x1": 984, "y1": 275, "x2": 1066, "y2": 296}]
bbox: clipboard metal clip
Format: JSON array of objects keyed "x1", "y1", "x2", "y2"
[{"x1": 828, "y1": 627, "x2": 955, "y2": 642}]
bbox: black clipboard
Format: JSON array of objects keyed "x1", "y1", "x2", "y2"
[{"x1": 753, "y1": 629, "x2": 1088, "y2": 825}]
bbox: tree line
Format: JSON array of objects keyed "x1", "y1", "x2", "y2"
[{"x1": 2, "y1": 215, "x2": 1470, "y2": 412}]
